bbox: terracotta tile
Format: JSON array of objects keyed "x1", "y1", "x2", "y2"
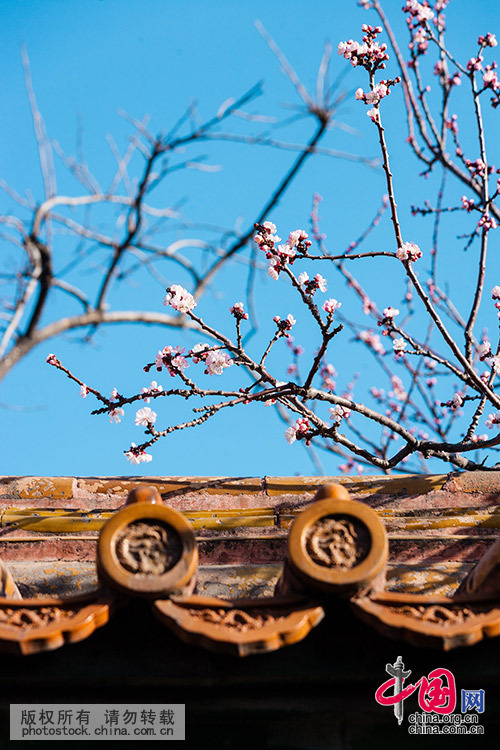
[
  {"x1": 264, "y1": 474, "x2": 447, "y2": 496},
  {"x1": 0, "y1": 477, "x2": 74, "y2": 502},
  {"x1": 444, "y1": 471, "x2": 500, "y2": 494}
]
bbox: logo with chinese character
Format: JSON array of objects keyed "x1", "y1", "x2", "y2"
[
  {"x1": 375, "y1": 657, "x2": 485, "y2": 728},
  {"x1": 375, "y1": 656, "x2": 456, "y2": 725}
]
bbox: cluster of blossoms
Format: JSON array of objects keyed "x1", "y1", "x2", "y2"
[
  {"x1": 298, "y1": 271, "x2": 327, "y2": 295},
  {"x1": 403, "y1": 0, "x2": 434, "y2": 24},
  {"x1": 184, "y1": 341, "x2": 234, "y2": 374},
  {"x1": 478, "y1": 33, "x2": 498, "y2": 48},
  {"x1": 396, "y1": 241, "x2": 422, "y2": 262},
  {"x1": 464, "y1": 158, "x2": 494, "y2": 179},
  {"x1": 329, "y1": 404, "x2": 351, "y2": 424},
  {"x1": 163, "y1": 284, "x2": 196, "y2": 314},
  {"x1": 467, "y1": 56, "x2": 483, "y2": 73},
  {"x1": 284, "y1": 417, "x2": 311, "y2": 445},
  {"x1": 124, "y1": 443, "x2": 153, "y2": 465},
  {"x1": 466, "y1": 39, "x2": 500, "y2": 105},
  {"x1": 354, "y1": 79, "x2": 400, "y2": 121},
  {"x1": 337, "y1": 25, "x2": 389, "y2": 72},
  {"x1": 253, "y1": 222, "x2": 310, "y2": 281},
  {"x1": 273, "y1": 314, "x2": 296, "y2": 338},
  {"x1": 203, "y1": 350, "x2": 233, "y2": 376},
  {"x1": 230, "y1": 302, "x2": 248, "y2": 321},
  {"x1": 477, "y1": 213, "x2": 498, "y2": 232},
  {"x1": 403, "y1": 1, "x2": 434, "y2": 57},
  {"x1": 154, "y1": 345, "x2": 189, "y2": 376},
  {"x1": 461, "y1": 196, "x2": 476, "y2": 212}
]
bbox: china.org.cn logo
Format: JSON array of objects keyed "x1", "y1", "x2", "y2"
[{"x1": 374, "y1": 657, "x2": 485, "y2": 735}]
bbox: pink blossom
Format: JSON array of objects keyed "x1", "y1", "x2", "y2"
[
  {"x1": 383, "y1": 306, "x2": 399, "y2": 319},
  {"x1": 492, "y1": 354, "x2": 500, "y2": 374},
  {"x1": 465, "y1": 158, "x2": 487, "y2": 178},
  {"x1": 80, "y1": 384, "x2": 89, "y2": 398},
  {"x1": 478, "y1": 214, "x2": 498, "y2": 232},
  {"x1": 451, "y1": 393, "x2": 463, "y2": 410},
  {"x1": 299, "y1": 272, "x2": 327, "y2": 295},
  {"x1": 155, "y1": 346, "x2": 189, "y2": 376},
  {"x1": 273, "y1": 314, "x2": 296, "y2": 337},
  {"x1": 110, "y1": 387, "x2": 118, "y2": 401},
  {"x1": 404, "y1": 0, "x2": 434, "y2": 22},
  {"x1": 141, "y1": 381, "x2": 163, "y2": 403},
  {"x1": 478, "y1": 33, "x2": 497, "y2": 48},
  {"x1": 125, "y1": 443, "x2": 153, "y2": 464},
  {"x1": 315, "y1": 274, "x2": 327, "y2": 293},
  {"x1": 320, "y1": 363, "x2": 337, "y2": 390},
  {"x1": 483, "y1": 65, "x2": 499, "y2": 88},
  {"x1": 355, "y1": 87, "x2": 365, "y2": 100},
  {"x1": 390, "y1": 375, "x2": 407, "y2": 401},
  {"x1": 230, "y1": 302, "x2": 249, "y2": 320},
  {"x1": 471, "y1": 433, "x2": 489, "y2": 443},
  {"x1": 461, "y1": 196, "x2": 475, "y2": 212},
  {"x1": 485, "y1": 412, "x2": 500, "y2": 429},
  {"x1": 492, "y1": 286, "x2": 500, "y2": 300},
  {"x1": 288, "y1": 229, "x2": 308, "y2": 247},
  {"x1": 478, "y1": 341, "x2": 492, "y2": 360},
  {"x1": 329, "y1": 404, "x2": 351, "y2": 423},
  {"x1": 135, "y1": 406, "x2": 157, "y2": 426},
  {"x1": 467, "y1": 56, "x2": 483, "y2": 72},
  {"x1": 393, "y1": 337, "x2": 406, "y2": 357},
  {"x1": 190, "y1": 344, "x2": 210, "y2": 363},
  {"x1": 367, "y1": 107, "x2": 379, "y2": 121},
  {"x1": 268, "y1": 263, "x2": 280, "y2": 281},
  {"x1": 163, "y1": 284, "x2": 196, "y2": 313},
  {"x1": 323, "y1": 298, "x2": 341, "y2": 314},
  {"x1": 262, "y1": 221, "x2": 277, "y2": 234},
  {"x1": 284, "y1": 417, "x2": 310, "y2": 445},
  {"x1": 45, "y1": 354, "x2": 61, "y2": 367},
  {"x1": 204, "y1": 350, "x2": 233, "y2": 375},
  {"x1": 338, "y1": 30, "x2": 389, "y2": 70},
  {"x1": 397, "y1": 241, "x2": 422, "y2": 262},
  {"x1": 109, "y1": 407, "x2": 125, "y2": 424}
]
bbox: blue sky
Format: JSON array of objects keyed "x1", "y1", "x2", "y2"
[{"x1": 1, "y1": 0, "x2": 500, "y2": 478}]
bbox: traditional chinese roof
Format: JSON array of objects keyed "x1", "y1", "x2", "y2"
[
  {"x1": 1, "y1": 471, "x2": 499, "y2": 601},
  {"x1": 1, "y1": 473, "x2": 500, "y2": 746}
]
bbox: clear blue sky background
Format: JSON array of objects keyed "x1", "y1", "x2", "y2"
[{"x1": 1, "y1": 0, "x2": 499, "y2": 478}]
